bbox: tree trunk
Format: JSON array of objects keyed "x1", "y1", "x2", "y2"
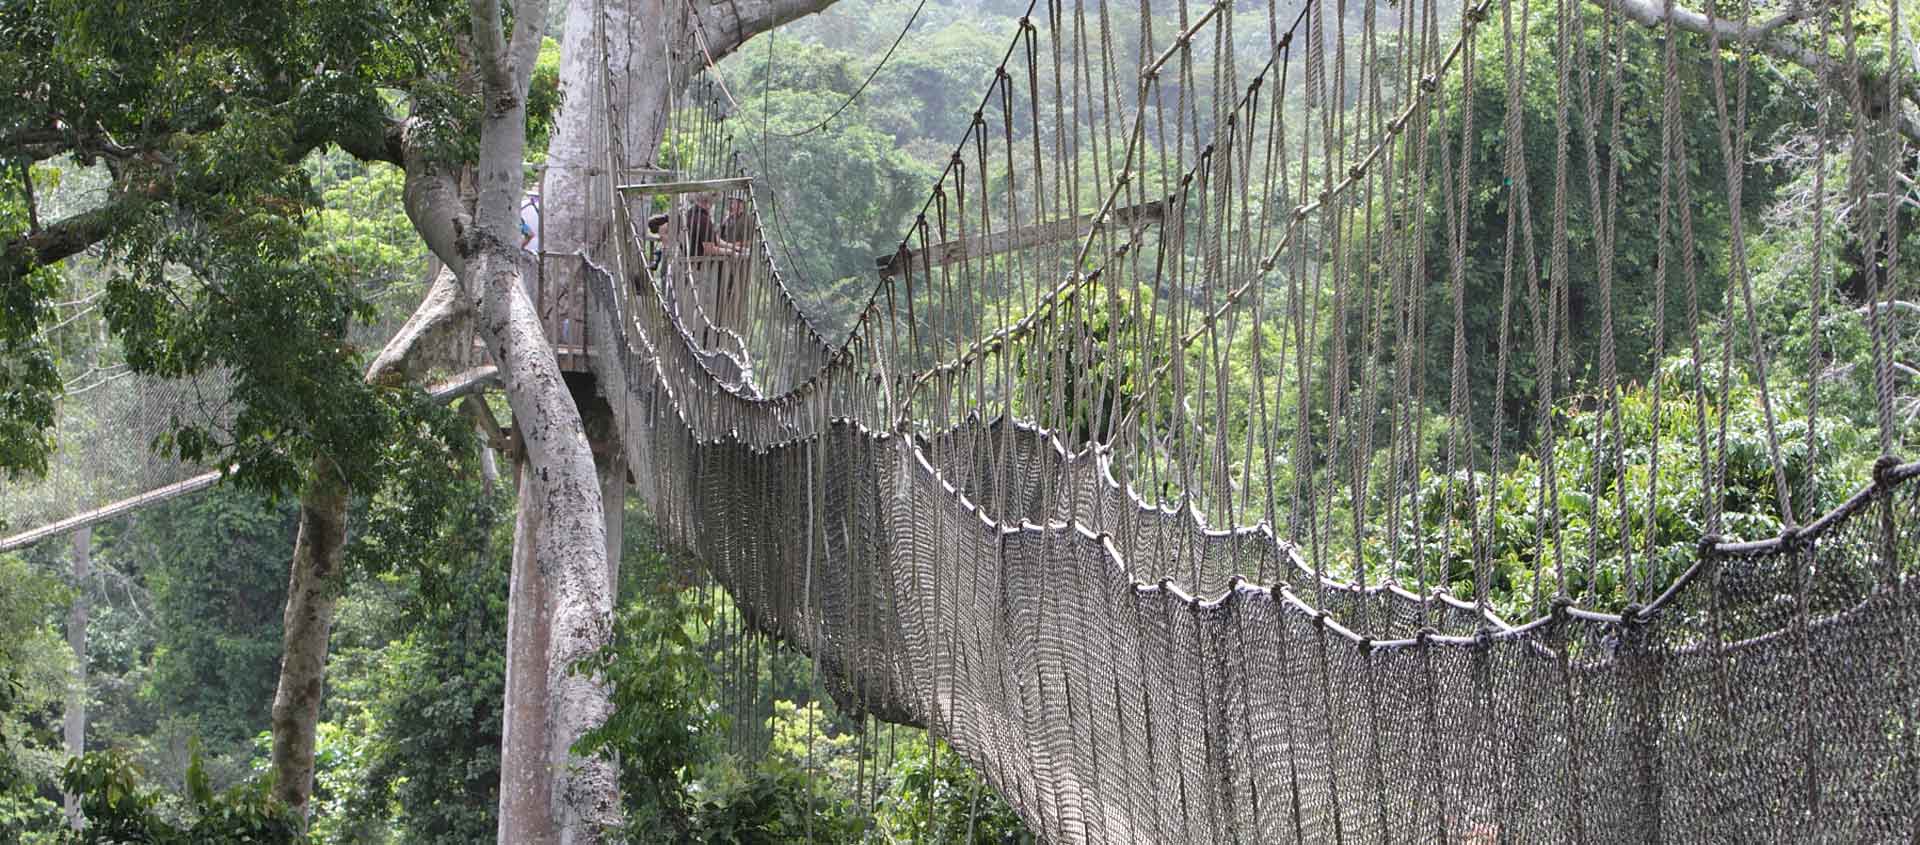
[
  {"x1": 269, "y1": 466, "x2": 348, "y2": 817},
  {"x1": 498, "y1": 457, "x2": 556, "y2": 842},
  {"x1": 465, "y1": 0, "x2": 621, "y2": 840},
  {"x1": 383, "y1": 0, "x2": 835, "y2": 836},
  {"x1": 63, "y1": 526, "x2": 88, "y2": 830},
  {"x1": 269, "y1": 266, "x2": 473, "y2": 817}
]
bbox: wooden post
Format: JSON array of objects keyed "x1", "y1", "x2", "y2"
[{"x1": 64, "y1": 525, "x2": 89, "y2": 829}]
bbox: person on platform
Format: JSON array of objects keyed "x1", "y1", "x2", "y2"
[
  {"x1": 682, "y1": 192, "x2": 740, "y2": 257},
  {"x1": 718, "y1": 194, "x2": 752, "y2": 247}
]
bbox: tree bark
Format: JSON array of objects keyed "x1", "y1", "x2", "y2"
[
  {"x1": 269, "y1": 463, "x2": 348, "y2": 817},
  {"x1": 62, "y1": 526, "x2": 88, "y2": 830},
  {"x1": 466, "y1": 0, "x2": 622, "y2": 840},
  {"x1": 498, "y1": 457, "x2": 556, "y2": 842}
]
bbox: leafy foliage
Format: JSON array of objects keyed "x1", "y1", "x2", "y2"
[
  {"x1": 0, "y1": 553, "x2": 69, "y2": 841},
  {"x1": 1411, "y1": 2, "x2": 1807, "y2": 447},
  {"x1": 56, "y1": 748, "x2": 298, "y2": 844},
  {"x1": 0, "y1": 0, "x2": 473, "y2": 492},
  {"x1": 130, "y1": 490, "x2": 296, "y2": 754},
  {"x1": 579, "y1": 561, "x2": 1029, "y2": 843},
  {"x1": 310, "y1": 456, "x2": 505, "y2": 844}
]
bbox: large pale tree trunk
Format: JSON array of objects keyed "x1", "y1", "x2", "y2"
[
  {"x1": 385, "y1": 0, "x2": 838, "y2": 838},
  {"x1": 488, "y1": 0, "x2": 833, "y2": 838},
  {"x1": 498, "y1": 457, "x2": 555, "y2": 841},
  {"x1": 467, "y1": 0, "x2": 623, "y2": 840}
]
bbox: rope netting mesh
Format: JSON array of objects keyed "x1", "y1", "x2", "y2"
[
  {"x1": 579, "y1": 0, "x2": 1920, "y2": 836},
  {"x1": 0, "y1": 370, "x2": 232, "y2": 540},
  {"x1": 0, "y1": 295, "x2": 427, "y2": 550}
]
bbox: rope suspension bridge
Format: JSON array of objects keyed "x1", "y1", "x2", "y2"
[
  {"x1": 7, "y1": 0, "x2": 1920, "y2": 837},
  {"x1": 594, "y1": 0, "x2": 1920, "y2": 838}
]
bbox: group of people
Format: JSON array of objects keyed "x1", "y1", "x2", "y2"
[
  {"x1": 645, "y1": 192, "x2": 756, "y2": 336},
  {"x1": 646, "y1": 191, "x2": 751, "y2": 264}
]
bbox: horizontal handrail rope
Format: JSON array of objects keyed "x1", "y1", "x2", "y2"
[
  {"x1": 891, "y1": 6, "x2": 1314, "y2": 424},
  {"x1": 650, "y1": 1, "x2": 1217, "y2": 413},
  {"x1": 591, "y1": 266, "x2": 1920, "y2": 661},
  {"x1": 589, "y1": 255, "x2": 1920, "y2": 636}
]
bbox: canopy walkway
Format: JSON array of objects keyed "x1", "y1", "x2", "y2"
[
  {"x1": 587, "y1": 0, "x2": 1920, "y2": 839},
  {"x1": 4, "y1": 0, "x2": 1916, "y2": 837}
]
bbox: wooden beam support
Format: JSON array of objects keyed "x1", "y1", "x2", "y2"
[
  {"x1": 875, "y1": 199, "x2": 1166, "y2": 278},
  {"x1": 614, "y1": 176, "x2": 753, "y2": 196}
]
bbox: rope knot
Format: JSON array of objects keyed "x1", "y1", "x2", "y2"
[
  {"x1": 1695, "y1": 533, "x2": 1725, "y2": 558},
  {"x1": 1619, "y1": 602, "x2": 1646, "y2": 625},
  {"x1": 1778, "y1": 523, "x2": 1802, "y2": 545},
  {"x1": 1420, "y1": 75, "x2": 1439, "y2": 92},
  {"x1": 1874, "y1": 454, "x2": 1904, "y2": 486},
  {"x1": 1415, "y1": 627, "x2": 1438, "y2": 645},
  {"x1": 1278, "y1": 32, "x2": 1293, "y2": 49},
  {"x1": 1348, "y1": 164, "x2": 1366, "y2": 182},
  {"x1": 1356, "y1": 636, "x2": 1374, "y2": 654}
]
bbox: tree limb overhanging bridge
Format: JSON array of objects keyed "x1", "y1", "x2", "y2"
[{"x1": 596, "y1": 0, "x2": 1920, "y2": 837}]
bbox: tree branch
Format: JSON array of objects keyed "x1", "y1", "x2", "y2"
[
  {"x1": 1599, "y1": 0, "x2": 1920, "y2": 145},
  {"x1": 469, "y1": 0, "x2": 517, "y2": 99},
  {"x1": 691, "y1": 0, "x2": 842, "y2": 64},
  {"x1": 1, "y1": 202, "x2": 123, "y2": 283},
  {"x1": 506, "y1": 0, "x2": 546, "y2": 94},
  {"x1": 401, "y1": 142, "x2": 474, "y2": 279},
  {"x1": 367, "y1": 262, "x2": 473, "y2": 384},
  {"x1": 1855, "y1": 299, "x2": 1920, "y2": 318}
]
